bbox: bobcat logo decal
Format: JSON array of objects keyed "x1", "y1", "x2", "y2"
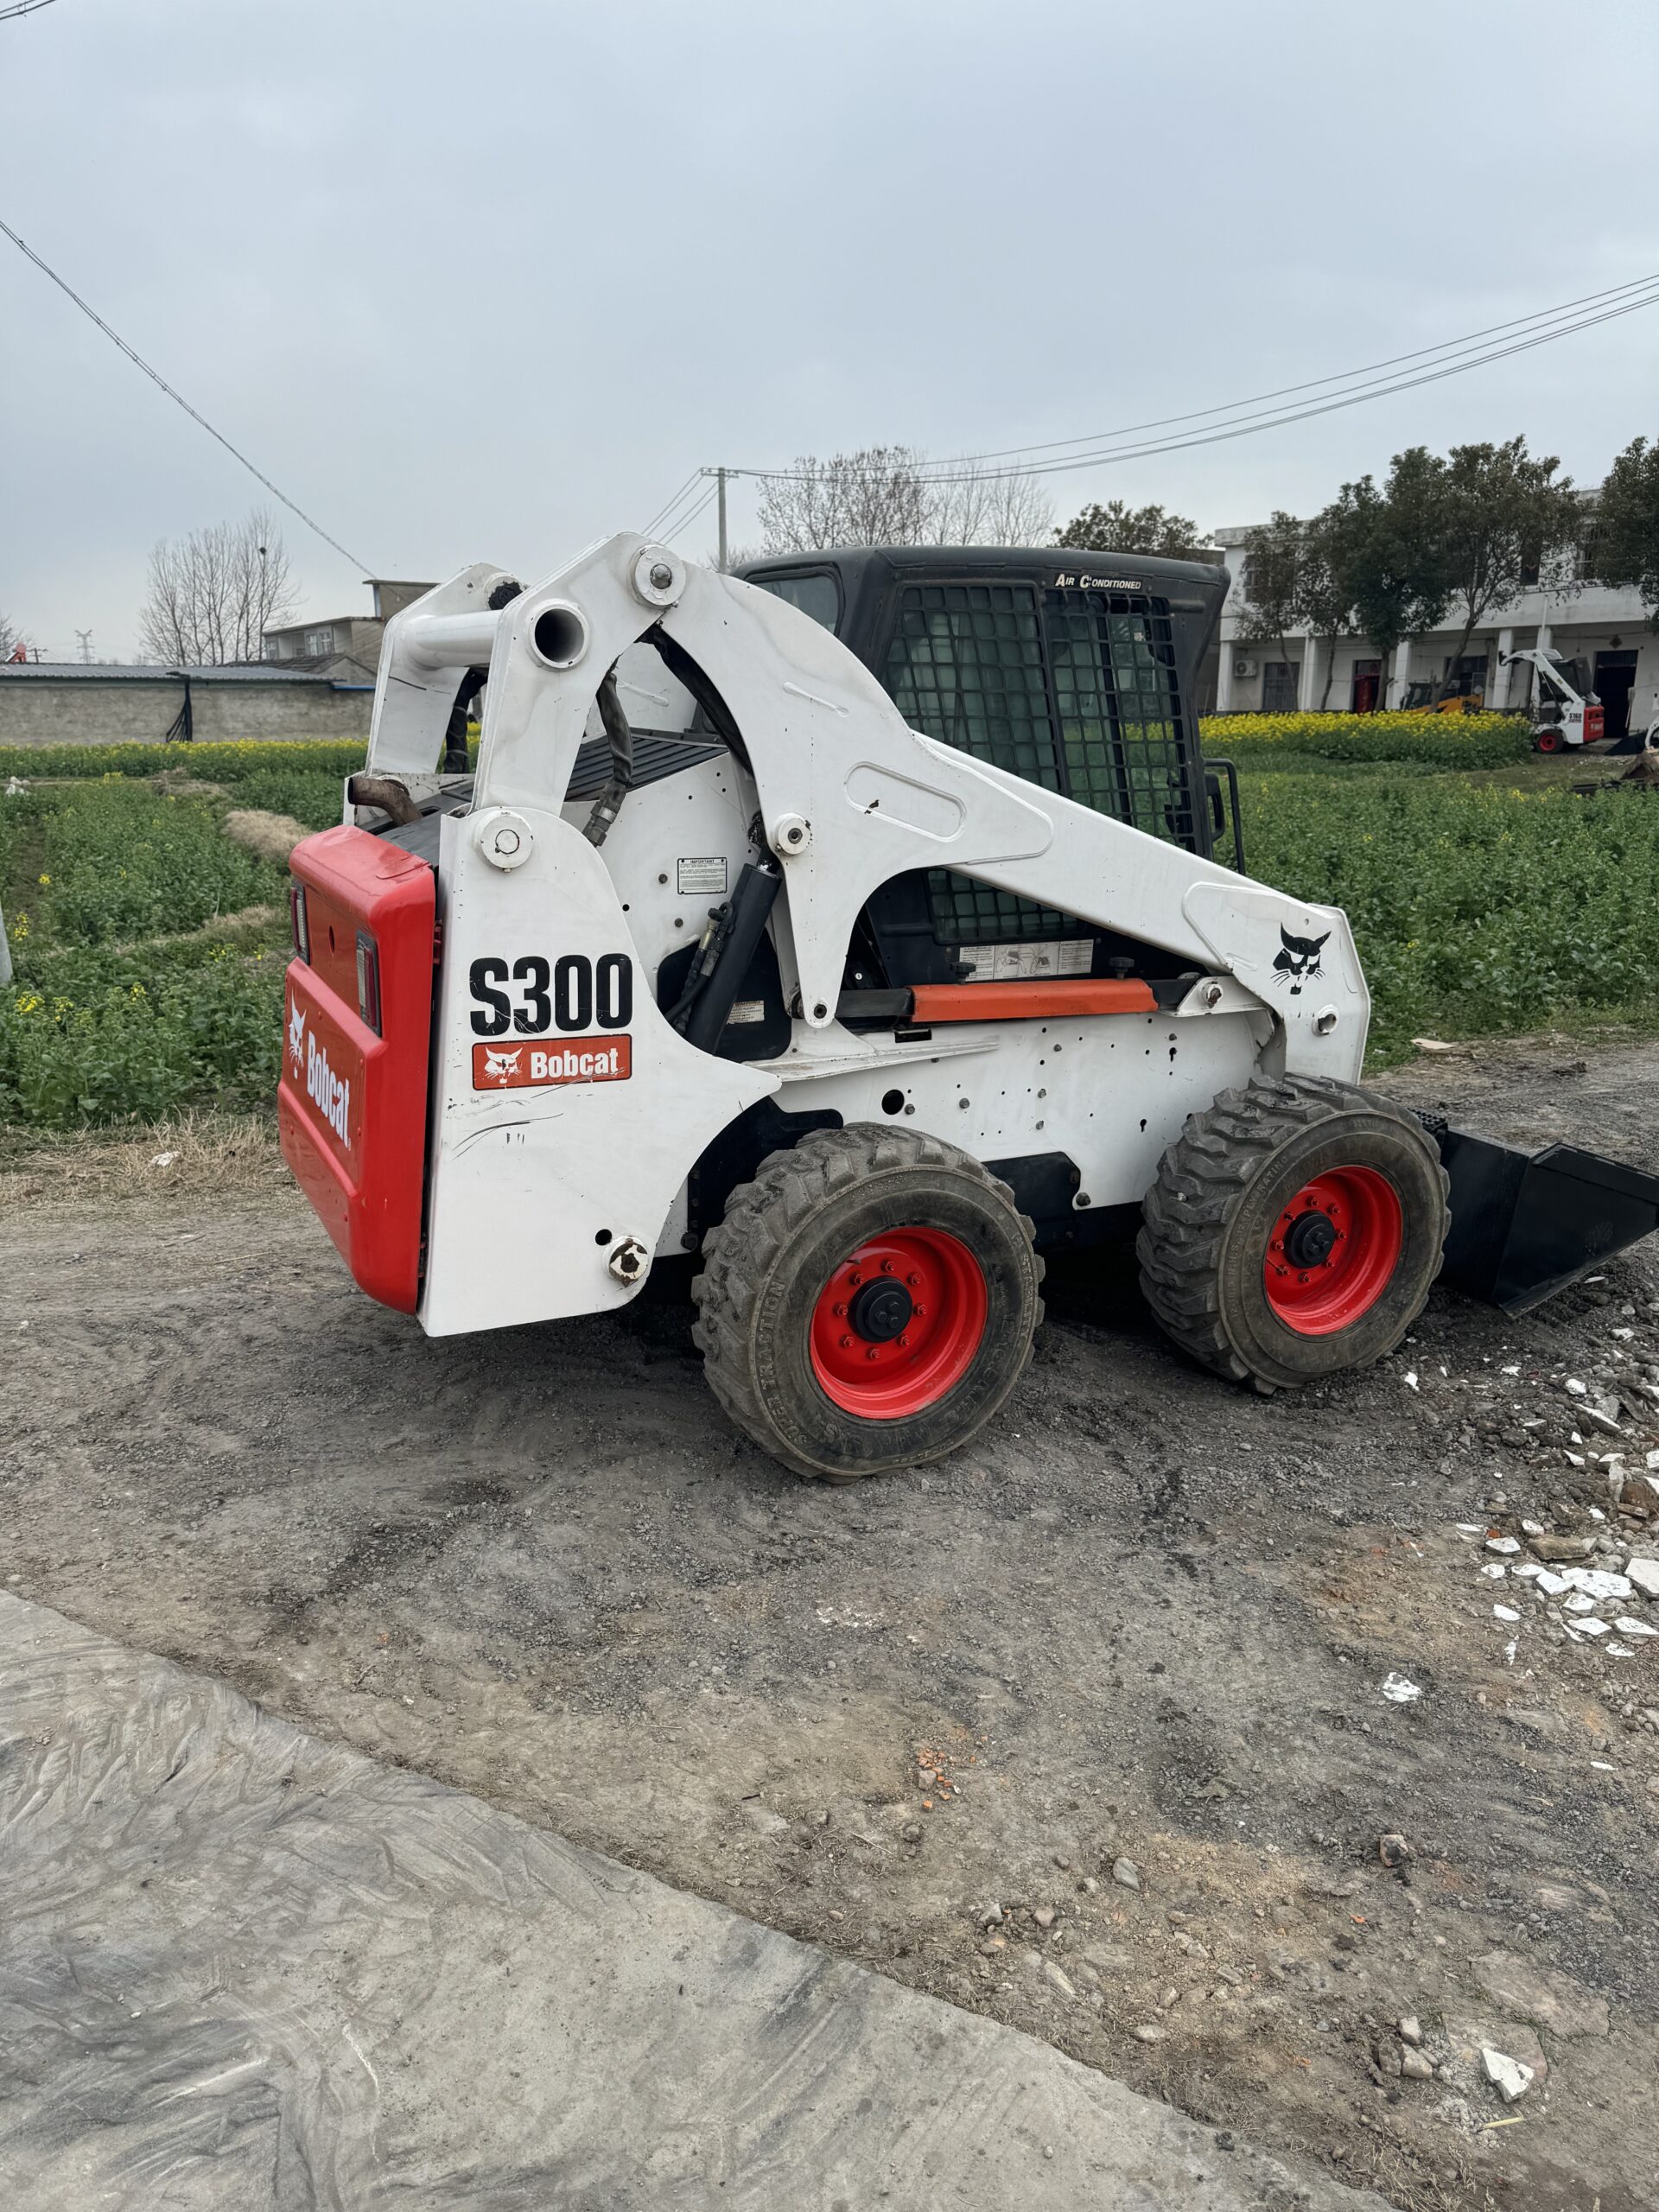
[
  {"x1": 481, "y1": 1045, "x2": 524, "y2": 1085},
  {"x1": 1273, "y1": 925, "x2": 1330, "y2": 997},
  {"x1": 288, "y1": 1003, "x2": 307, "y2": 1066}
]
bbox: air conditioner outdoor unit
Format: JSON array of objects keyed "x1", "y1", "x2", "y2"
[{"x1": 1233, "y1": 656, "x2": 1257, "y2": 678}]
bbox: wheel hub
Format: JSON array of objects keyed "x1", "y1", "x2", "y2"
[
  {"x1": 1263, "y1": 1166, "x2": 1404, "y2": 1337},
  {"x1": 1281, "y1": 1209, "x2": 1338, "y2": 1268},
  {"x1": 810, "y1": 1227, "x2": 988, "y2": 1419},
  {"x1": 848, "y1": 1277, "x2": 913, "y2": 1342}
]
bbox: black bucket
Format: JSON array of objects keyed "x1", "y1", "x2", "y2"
[{"x1": 1425, "y1": 1120, "x2": 1659, "y2": 1314}]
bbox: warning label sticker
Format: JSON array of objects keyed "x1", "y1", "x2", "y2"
[
  {"x1": 473, "y1": 1036, "x2": 632, "y2": 1090},
  {"x1": 958, "y1": 939, "x2": 1094, "y2": 982},
  {"x1": 677, "y1": 855, "x2": 728, "y2": 895}
]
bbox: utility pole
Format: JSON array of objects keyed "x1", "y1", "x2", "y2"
[
  {"x1": 75, "y1": 628, "x2": 92, "y2": 664},
  {"x1": 715, "y1": 466, "x2": 728, "y2": 572}
]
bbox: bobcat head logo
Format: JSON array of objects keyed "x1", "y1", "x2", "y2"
[
  {"x1": 482, "y1": 1045, "x2": 523, "y2": 1084},
  {"x1": 288, "y1": 1004, "x2": 307, "y2": 1065},
  {"x1": 1273, "y1": 925, "x2": 1330, "y2": 997}
]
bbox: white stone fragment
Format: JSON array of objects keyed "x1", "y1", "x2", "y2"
[
  {"x1": 1485, "y1": 1536, "x2": 1522, "y2": 1555},
  {"x1": 1511, "y1": 1561, "x2": 1544, "y2": 1580},
  {"x1": 1560, "y1": 1567, "x2": 1633, "y2": 1601},
  {"x1": 1573, "y1": 1616, "x2": 1613, "y2": 1637},
  {"x1": 1480, "y1": 1563, "x2": 1508, "y2": 1580},
  {"x1": 1493, "y1": 1605, "x2": 1521, "y2": 1622},
  {"x1": 1613, "y1": 1617, "x2": 1657, "y2": 1638},
  {"x1": 1482, "y1": 2048, "x2": 1535, "y2": 2101},
  {"x1": 1626, "y1": 1558, "x2": 1659, "y2": 1599},
  {"x1": 1535, "y1": 1570, "x2": 1572, "y2": 1597},
  {"x1": 1521, "y1": 1519, "x2": 1545, "y2": 1536},
  {"x1": 1566, "y1": 1379, "x2": 1587, "y2": 1396},
  {"x1": 1382, "y1": 1673, "x2": 1423, "y2": 1704}
]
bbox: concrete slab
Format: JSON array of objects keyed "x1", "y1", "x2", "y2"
[{"x1": 0, "y1": 1596, "x2": 1391, "y2": 2210}]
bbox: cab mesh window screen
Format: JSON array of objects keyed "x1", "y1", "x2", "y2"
[
  {"x1": 880, "y1": 582, "x2": 1195, "y2": 945},
  {"x1": 880, "y1": 584, "x2": 1072, "y2": 941}
]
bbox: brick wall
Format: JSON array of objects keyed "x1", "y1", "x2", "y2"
[{"x1": 0, "y1": 678, "x2": 373, "y2": 747}]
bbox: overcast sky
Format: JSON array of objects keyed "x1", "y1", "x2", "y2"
[{"x1": 3, "y1": 0, "x2": 1657, "y2": 659}]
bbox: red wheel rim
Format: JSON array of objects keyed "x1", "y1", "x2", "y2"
[
  {"x1": 1263, "y1": 1166, "x2": 1403, "y2": 1337},
  {"x1": 1537, "y1": 731, "x2": 1564, "y2": 753},
  {"x1": 810, "y1": 1226, "x2": 988, "y2": 1419}
]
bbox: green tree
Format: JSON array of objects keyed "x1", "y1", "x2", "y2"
[
  {"x1": 1328, "y1": 456, "x2": 1451, "y2": 706},
  {"x1": 1054, "y1": 499, "x2": 1206, "y2": 559},
  {"x1": 1592, "y1": 435, "x2": 1659, "y2": 622},
  {"x1": 1427, "y1": 435, "x2": 1582, "y2": 698},
  {"x1": 1234, "y1": 510, "x2": 1305, "y2": 681},
  {"x1": 1297, "y1": 501, "x2": 1363, "y2": 708}
]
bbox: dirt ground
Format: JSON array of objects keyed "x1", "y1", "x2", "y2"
[{"x1": 4, "y1": 1036, "x2": 1659, "y2": 2212}]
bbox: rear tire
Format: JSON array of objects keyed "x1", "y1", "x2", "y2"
[
  {"x1": 692, "y1": 1126, "x2": 1043, "y2": 1482},
  {"x1": 1137, "y1": 1074, "x2": 1449, "y2": 1392}
]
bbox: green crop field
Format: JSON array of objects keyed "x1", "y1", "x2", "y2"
[{"x1": 2, "y1": 734, "x2": 1656, "y2": 1132}]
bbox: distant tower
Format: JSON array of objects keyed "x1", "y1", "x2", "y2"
[{"x1": 75, "y1": 629, "x2": 93, "y2": 664}]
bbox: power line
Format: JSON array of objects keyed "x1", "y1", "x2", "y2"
[
  {"x1": 1, "y1": 212, "x2": 372, "y2": 569},
  {"x1": 641, "y1": 470, "x2": 702, "y2": 537},
  {"x1": 660, "y1": 483, "x2": 717, "y2": 545},
  {"x1": 0, "y1": 1, "x2": 60, "y2": 19},
  {"x1": 893, "y1": 271, "x2": 1659, "y2": 478},
  {"x1": 718, "y1": 274, "x2": 1659, "y2": 487}
]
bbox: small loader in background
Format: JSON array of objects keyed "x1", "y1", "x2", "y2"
[
  {"x1": 1500, "y1": 644, "x2": 1606, "y2": 753},
  {"x1": 276, "y1": 536, "x2": 1659, "y2": 1481}
]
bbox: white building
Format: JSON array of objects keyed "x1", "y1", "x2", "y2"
[{"x1": 1211, "y1": 526, "x2": 1658, "y2": 743}]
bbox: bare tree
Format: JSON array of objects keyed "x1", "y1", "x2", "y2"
[
  {"x1": 137, "y1": 508, "x2": 299, "y2": 664},
  {"x1": 0, "y1": 610, "x2": 35, "y2": 663},
  {"x1": 931, "y1": 467, "x2": 1053, "y2": 547},
  {"x1": 755, "y1": 446, "x2": 1052, "y2": 555}
]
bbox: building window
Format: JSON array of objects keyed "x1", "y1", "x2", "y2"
[
  {"x1": 305, "y1": 626, "x2": 334, "y2": 656},
  {"x1": 1262, "y1": 660, "x2": 1300, "y2": 712}
]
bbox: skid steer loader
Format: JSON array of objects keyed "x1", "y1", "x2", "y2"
[{"x1": 277, "y1": 536, "x2": 1659, "y2": 1481}]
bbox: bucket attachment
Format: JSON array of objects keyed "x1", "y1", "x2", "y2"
[{"x1": 1423, "y1": 1118, "x2": 1659, "y2": 1314}]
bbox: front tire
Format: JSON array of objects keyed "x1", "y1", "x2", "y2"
[
  {"x1": 1137, "y1": 1075, "x2": 1449, "y2": 1392},
  {"x1": 692, "y1": 1126, "x2": 1043, "y2": 1482}
]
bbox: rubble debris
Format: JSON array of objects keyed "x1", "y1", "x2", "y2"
[
  {"x1": 1401, "y1": 2047, "x2": 1434, "y2": 2081},
  {"x1": 1382, "y1": 1673, "x2": 1424, "y2": 1704},
  {"x1": 1399, "y1": 2015, "x2": 1424, "y2": 2046},
  {"x1": 1626, "y1": 1557, "x2": 1659, "y2": 1599},
  {"x1": 1377, "y1": 1833, "x2": 1412, "y2": 1866},
  {"x1": 1111, "y1": 1857, "x2": 1141, "y2": 1891},
  {"x1": 1530, "y1": 1535, "x2": 1596, "y2": 1563},
  {"x1": 1485, "y1": 1535, "x2": 1522, "y2": 1555}
]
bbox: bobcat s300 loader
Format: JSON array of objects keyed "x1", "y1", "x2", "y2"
[{"x1": 278, "y1": 536, "x2": 1659, "y2": 1481}]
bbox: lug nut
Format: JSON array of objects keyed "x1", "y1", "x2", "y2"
[
  {"x1": 839, "y1": 1334, "x2": 853, "y2": 1349},
  {"x1": 866, "y1": 1347, "x2": 880, "y2": 1361},
  {"x1": 833, "y1": 1302, "x2": 846, "y2": 1318},
  {"x1": 906, "y1": 1272, "x2": 921, "y2": 1286},
  {"x1": 880, "y1": 1258, "x2": 895, "y2": 1274}
]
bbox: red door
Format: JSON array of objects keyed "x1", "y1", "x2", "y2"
[{"x1": 1351, "y1": 659, "x2": 1382, "y2": 714}]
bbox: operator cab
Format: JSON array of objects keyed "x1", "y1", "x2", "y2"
[{"x1": 734, "y1": 543, "x2": 1236, "y2": 1001}]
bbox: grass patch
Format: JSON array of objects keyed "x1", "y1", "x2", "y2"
[
  {"x1": 0, "y1": 738, "x2": 367, "y2": 782},
  {"x1": 1240, "y1": 770, "x2": 1659, "y2": 1062},
  {"x1": 1203, "y1": 709, "x2": 1533, "y2": 768},
  {"x1": 1, "y1": 782, "x2": 289, "y2": 1128}
]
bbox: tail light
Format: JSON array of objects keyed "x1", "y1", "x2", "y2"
[
  {"x1": 355, "y1": 930, "x2": 383, "y2": 1034},
  {"x1": 289, "y1": 880, "x2": 310, "y2": 963}
]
